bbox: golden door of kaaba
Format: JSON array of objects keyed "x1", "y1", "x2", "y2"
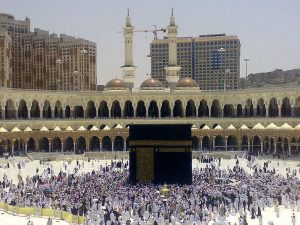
[{"x1": 136, "y1": 148, "x2": 154, "y2": 182}]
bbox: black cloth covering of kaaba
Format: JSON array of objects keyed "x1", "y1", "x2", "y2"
[{"x1": 128, "y1": 124, "x2": 192, "y2": 185}]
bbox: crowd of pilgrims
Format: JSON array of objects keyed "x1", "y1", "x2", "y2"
[{"x1": 0, "y1": 156, "x2": 299, "y2": 225}]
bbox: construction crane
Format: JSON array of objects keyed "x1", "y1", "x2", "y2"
[{"x1": 117, "y1": 25, "x2": 166, "y2": 40}]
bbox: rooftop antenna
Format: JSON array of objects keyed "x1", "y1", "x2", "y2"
[
  {"x1": 171, "y1": 8, "x2": 174, "y2": 16},
  {"x1": 127, "y1": 8, "x2": 129, "y2": 16}
]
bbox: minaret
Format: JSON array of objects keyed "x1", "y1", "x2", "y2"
[
  {"x1": 164, "y1": 9, "x2": 181, "y2": 90},
  {"x1": 121, "y1": 9, "x2": 136, "y2": 90}
]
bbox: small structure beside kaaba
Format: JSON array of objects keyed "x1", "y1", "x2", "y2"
[{"x1": 128, "y1": 124, "x2": 192, "y2": 185}]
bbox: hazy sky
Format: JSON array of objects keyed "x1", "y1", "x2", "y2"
[{"x1": 1, "y1": 0, "x2": 300, "y2": 86}]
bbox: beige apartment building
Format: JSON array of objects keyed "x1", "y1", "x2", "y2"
[
  {"x1": 0, "y1": 28, "x2": 12, "y2": 87},
  {"x1": 0, "y1": 13, "x2": 30, "y2": 88},
  {"x1": 22, "y1": 28, "x2": 97, "y2": 91},
  {"x1": 150, "y1": 34, "x2": 240, "y2": 90}
]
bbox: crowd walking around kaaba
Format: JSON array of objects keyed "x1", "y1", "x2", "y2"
[{"x1": 0, "y1": 156, "x2": 299, "y2": 225}]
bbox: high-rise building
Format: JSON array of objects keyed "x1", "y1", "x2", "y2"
[
  {"x1": 0, "y1": 13, "x2": 30, "y2": 88},
  {"x1": 0, "y1": 28, "x2": 12, "y2": 88},
  {"x1": 150, "y1": 34, "x2": 240, "y2": 90},
  {"x1": 22, "y1": 28, "x2": 97, "y2": 91}
]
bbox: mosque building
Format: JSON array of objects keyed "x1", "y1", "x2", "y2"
[{"x1": 0, "y1": 11, "x2": 300, "y2": 156}]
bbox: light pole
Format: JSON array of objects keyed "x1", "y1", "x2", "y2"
[{"x1": 244, "y1": 58, "x2": 250, "y2": 79}]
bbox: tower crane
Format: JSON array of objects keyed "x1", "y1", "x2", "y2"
[{"x1": 117, "y1": 25, "x2": 166, "y2": 40}]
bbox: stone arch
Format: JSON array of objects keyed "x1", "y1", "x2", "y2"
[
  {"x1": 227, "y1": 135, "x2": 237, "y2": 151},
  {"x1": 223, "y1": 104, "x2": 234, "y2": 117},
  {"x1": 241, "y1": 135, "x2": 248, "y2": 151},
  {"x1": 245, "y1": 99, "x2": 254, "y2": 117},
  {"x1": 98, "y1": 101, "x2": 109, "y2": 118},
  {"x1": 136, "y1": 100, "x2": 146, "y2": 117},
  {"x1": 43, "y1": 100, "x2": 52, "y2": 118},
  {"x1": 173, "y1": 100, "x2": 183, "y2": 117},
  {"x1": 276, "y1": 137, "x2": 283, "y2": 155},
  {"x1": 2, "y1": 140, "x2": 12, "y2": 154},
  {"x1": 256, "y1": 98, "x2": 266, "y2": 117},
  {"x1": 5, "y1": 99, "x2": 16, "y2": 119},
  {"x1": 86, "y1": 124, "x2": 94, "y2": 130},
  {"x1": 283, "y1": 138, "x2": 289, "y2": 155},
  {"x1": 161, "y1": 100, "x2": 171, "y2": 118},
  {"x1": 76, "y1": 137, "x2": 86, "y2": 154},
  {"x1": 294, "y1": 97, "x2": 300, "y2": 117},
  {"x1": 215, "y1": 135, "x2": 224, "y2": 150},
  {"x1": 65, "y1": 105, "x2": 71, "y2": 118},
  {"x1": 270, "y1": 138, "x2": 276, "y2": 154},
  {"x1": 192, "y1": 136, "x2": 199, "y2": 150},
  {"x1": 30, "y1": 100, "x2": 40, "y2": 118},
  {"x1": 198, "y1": 100, "x2": 209, "y2": 117},
  {"x1": 90, "y1": 136, "x2": 100, "y2": 151},
  {"x1": 52, "y1": 137, "x2": 62, "y2": 152},
  {"x1": 111, "y1": 100, "x2": 121, "y2": 118},
  {"x1": 54, "y1": 101, "x2": 63, "y2": 118},
  {"x1": 202, "y1": 136, "x2": 210, "y2": 150},
  {"x1": 27, "y1": 138, "x2": 35, "y2": 152},
  {"x1": 39, "y1": 137, "x2": 49, "y2": 152},
  {"x1": 263, "y1": 137, "x2": 270, "y2": 154},
  {"x1": 100, "y1": 124, "x2": 108, "y2": 130},
  {"x1": 290, "y1": 137, "x2": 298, "y2": 155},
  {"x1": 281, "y1": 97, "x2": 291, "y2": 117},
  {"x1": 102, "y1": 136, "x2": 112, "y2": 151},
  {"x1": 252, "y1": 136, "x2": 261, "y2": 155},
  {"x1": 269, "y1": 98, "x2": 278, "y2": 117},
  {"x1": 13, "y1": 139, "x2": 21, "y2": 154},
  {"x1": 74, "y1": 106, "x2": 84, "y2": 118},
  {"x1": 186, "y1": 100, "x2": 196, "y2": 117},
  {"x1": 236, "y1": 104, "x2": 243, "y2": 117},
  {"x1": 211, "y1": 100, "x2": 221, "y2": 117},
  {"x1": 114, "y1": 136, "x2": 124, "y2": 151},
  {"x1": 65, "y1": 137, "x2": 74, "y2": 152},
  {"x1": 148, "y1": 100, "x2": 159, "y2": 118},
  {"x1": 18, "y1": 99, "x2": 28, "y2": 119},
  {"x1": 86, "y1": 101, "x2": 96, "y2": 118},
  {"x1": 124, "y1": 100, "x2": 134, "y2": 118}
]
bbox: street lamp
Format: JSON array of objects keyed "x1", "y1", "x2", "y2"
[{"x1": 244, "y1": 58, "x2": 250, "y2": 79}]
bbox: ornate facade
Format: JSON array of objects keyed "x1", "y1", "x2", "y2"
[{"x1": 0, "y1": 80, "x2": 300, "y2": 156}]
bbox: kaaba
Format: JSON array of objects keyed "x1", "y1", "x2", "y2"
[{"x1": 128, "y1": 124, "x2": 192, "y2": 185}]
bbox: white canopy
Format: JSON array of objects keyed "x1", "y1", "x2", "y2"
[
  {"x1": 102, "y1": 125, "x2": 110, "y2": 130},
  {"x1": 40, "y1": 126, "x2": 49, "y2": 132},
  {"x1": 11, "y1": 127, "x2": 21, "y2": 132},
  {"x1": 280, "y1": 123, "x2": 293, "y2": 130},
  {"x1": 294, "y1": 124, "x2": 300, "y2": 130},
  {"x1": 53, "y1": 126, "x2": 61, "y2": 131},
  {"x1": 77, "y1": 125, "x2": 86, "y2": 131},
  {"x1": 191, "y1": 125, "x2": 198, "y2": 130},
  {"x1": 240, "y1": 124, "x2": 249, "y2": 130},
  {"x1": 227, "y1": 124, "x2": 236, "y2": 130},
  {"x1": 0, "y1": 127, "x2": 8, "y2": 133},
  {"x1": 90, "y1": 125, "x2": 99, "y2": 131},
  {"x1": 266, "y1": 123, "x2": 279, "y2": 129},
  {"x1": 214, "y1": 125, "x2": 223, "y2": 130},
  {"x1": 252, "y1": 123, "x2": 265, "y2": 130},
  {"x1": 65, "y1": 126, "x2": 74, "y2": 131},
  {"x1": 114, "y1": 124, "x2": 123, "y2": 129},
  {"x1": 201, "y1": 125, "x2": 210, "y2": 130},
  {"x1": 24, "y1": 126, "x2": 33, "y2": 132}
]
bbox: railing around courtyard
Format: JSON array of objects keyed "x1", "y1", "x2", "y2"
[{"x1": 0, "y1": 202, "x2": 86, "y2": 224}]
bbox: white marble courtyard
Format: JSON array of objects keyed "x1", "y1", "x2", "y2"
[{"x1": 0, "y1": 155, "x2": 299, "y2": 225}]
